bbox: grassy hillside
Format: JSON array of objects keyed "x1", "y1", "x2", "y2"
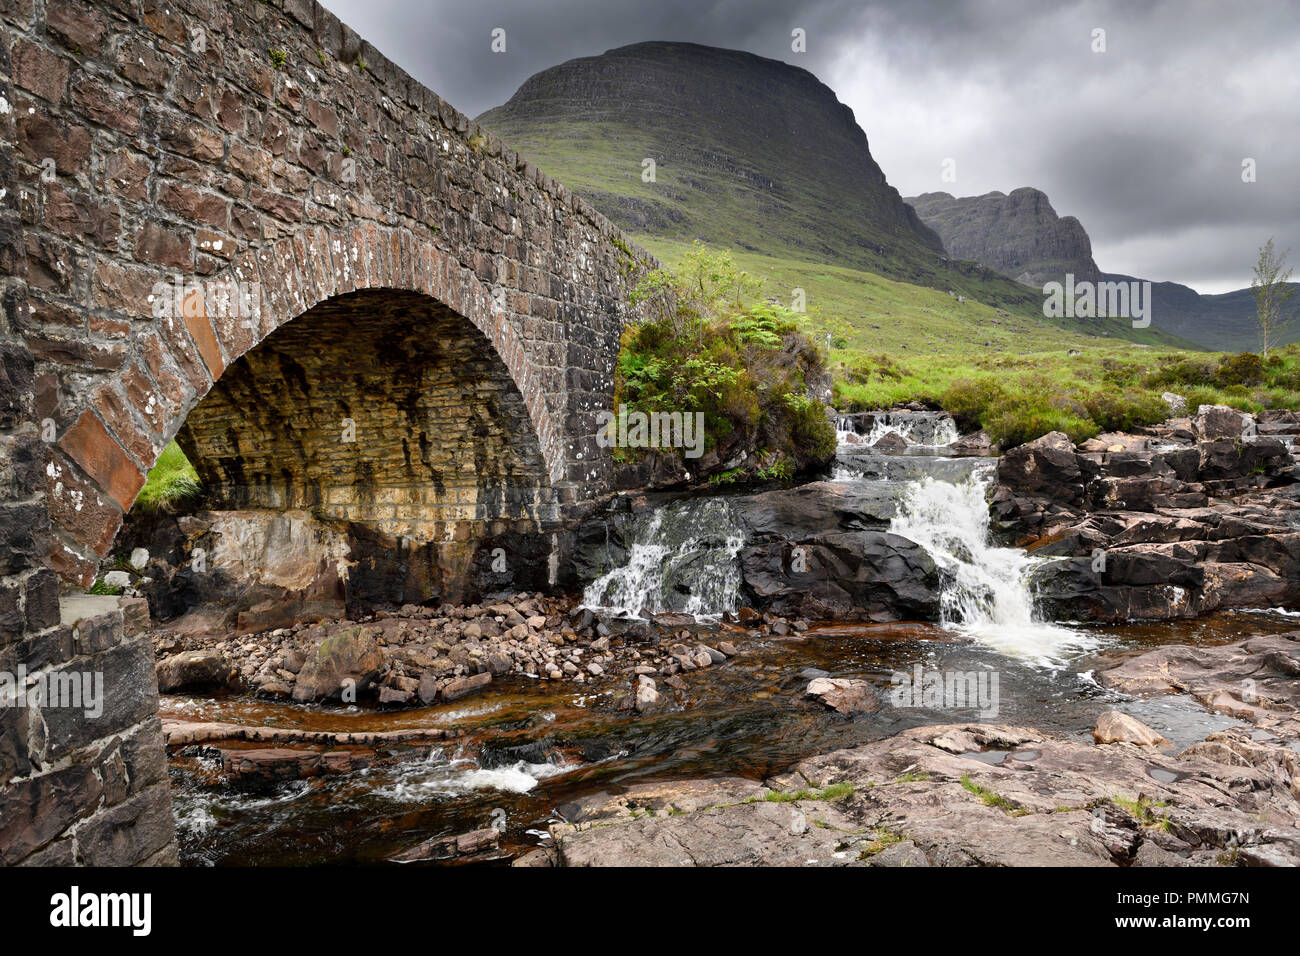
[{"x1": 640, "y1": 239, "x2": 1190, "y2": 357}]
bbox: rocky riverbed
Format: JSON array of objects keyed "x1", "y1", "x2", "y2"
[
  {"x1": 518, "y1": 631, "x2": 1300, "y2": 867},
  {"x1": 143, "y1": 404, "x2": 1300, "y2": 866}
]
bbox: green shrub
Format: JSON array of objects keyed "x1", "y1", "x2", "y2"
[
  {"x1": 984, "y1": 393, "x2": 1098, "y2": 449},
  {"x1": 939, "y1": 377, "x2": 1008, "y2": 430},
  {"x1": 1213, "y1": 352, "x2": 1266, "y2": 387},
  {"x1": 1081, "y1": 389, "x2": 1169, "y2": 433},
  {"x1": 617, "y1": 245, "x2": 836, "y2": 476}
]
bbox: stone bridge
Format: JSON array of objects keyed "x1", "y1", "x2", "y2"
[{"x1": 0, "y1": 0, "x2": 650, "y2": 865}]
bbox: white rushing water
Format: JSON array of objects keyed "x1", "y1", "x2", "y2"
[
  {"x1": 889, "y1": 468, "x2": 1099, "y2": 668},
  {"x1": 836, "y1": 412, "x2": 960, "y2": 449},
  {"x1": 582, "y1": 498, "x2": 745, "y2": 619}
]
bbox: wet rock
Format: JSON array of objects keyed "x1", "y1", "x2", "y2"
[
  {"x1": 291, "y1": 626, "x2": 384, "y2": 702},
  {"x1": 156, "y1": 649, "x2": 231, "y2": 693},
  {"x1": 441, "y1": 672, "x2": 492, "y2": 702},
  {"x1": 540, "y1": 717, "x2": 1300, "y2": 867},
  {"x1": 741, "y1": 531, "x2": 941, "y2": 622},
  {"x1": 651, "y1": 612, "x2": 696, "y2": 630},
  {"x1": 391, "y1": 827, "x2": 501, "y2": 863},
  {"x1": 949, "y1": 430, "x2": 992, "y2": 456},
  {"x1": 806, "y1": 677, "x2": 879, "y2": 715},
  {"x1": 1092, "y1": 710, "x2": 1170, "y2": 747},
  {"x1": 872, "y1": 431, "x2": 908, "y2": 455},
  {"x1": 730, "y1": 481, "x2": 897, "y2": 538}
]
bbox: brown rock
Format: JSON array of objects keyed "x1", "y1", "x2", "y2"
[{"x1": 1092, "y1": 710, "x2": 1171, "y2": 747}]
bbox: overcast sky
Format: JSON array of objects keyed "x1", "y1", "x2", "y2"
[{"x1": 323, "y1": 0, "x2": 1300, "y2": 293}]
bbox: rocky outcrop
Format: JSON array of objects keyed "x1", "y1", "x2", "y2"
[
  {"x1": 906, "y1": 188, "x2": 1101, "y2": 286},
  {"x1": 525, "y1": 632, "x2": 1300, "y2": 868},
  {"x1": 994, "y1": 420, "x2": 1300, "y2": 622},
  {"x1": 530, "y1": 718, "x2": 1300, "y2": 866},
  {"x1": 741, "y1": 531, "x2": 941, "y2": 622},
  {"x1": 519, "y1": 630, "x2": 1300, "y2": 867}
]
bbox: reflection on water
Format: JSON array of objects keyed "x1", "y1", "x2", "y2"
[{"x1": 168, "y1": 609, "x2": 1299, "y2": 866}]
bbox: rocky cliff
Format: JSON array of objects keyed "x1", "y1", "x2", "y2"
[{"x1": 906, "y1": 187, "x2": 1100, "y2": 286}]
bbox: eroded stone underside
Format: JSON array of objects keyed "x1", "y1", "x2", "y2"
[{"x1": 179, "y1": 289, "x2": 553, "y2": 532}]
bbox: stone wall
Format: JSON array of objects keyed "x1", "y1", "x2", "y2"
[{"x1": 0, "y1": 593, "x2": 176, "y2": 866}]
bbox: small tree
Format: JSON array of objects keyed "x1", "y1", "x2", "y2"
[{"x1": 1251, "y1": 238, "x2": 1294, "y2": 356}]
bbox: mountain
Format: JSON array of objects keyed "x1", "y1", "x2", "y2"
[
  {"x1": 906, "y1": 188, "x2": 1100, "y2": 286},
  {"x1": 478, "y1": 41, "x2": 1038, "y2": 308},
  {"x1": 478, "y1": 41, "x2": 1190, "y2": 349},
  {"x1": 906, "y1": 189, "x2": 1300, "y2": 352}
]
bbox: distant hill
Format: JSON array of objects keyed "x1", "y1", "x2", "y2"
[{"x1": 906, "y1": 189, "x2": 1299, "y2": 351}]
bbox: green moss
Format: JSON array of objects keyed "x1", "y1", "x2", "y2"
[
  {"x1": 133, "y1": 441, "x2": 201, "y2": 514},
  {"x1": 1112, "y1": 794, "x2": 1172, "y2": 831},
  {"x1": 893, "y1": 771, "x2": 931, "y2": 783},
  {"x1": 858, "y1": 829, "x2": 905, "y2": 859},
  {"x1": 960, "y1": 774, "x2": 1018, "y2": 811},
  {"x1": 269, "y1": 48, "x2": 287, "y2": 70},
  {"x1": 751, "y1": 782, "x2": 855, "y2": 804}
]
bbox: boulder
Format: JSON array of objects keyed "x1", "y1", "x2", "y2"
[
  {"x1": 996, "y1": 431, "x2": 1084, "y2": 504},
  {"x1": 156, "y1": 649, "x2": 231, "y2": 693},
  {"x1": 1092, "y1": 710, "x2": 1170, "y2": 747},
  {"x1": 872, "y1": 431, "x2": 908, "y2": 455},
  {"x1": 806, "y1": 677, "x2": 879, "y2": 715},
  {"x1": 729, "y1": 481, "x2": 897, "y2": 538},
  {"x1": 441, "y1": 671, "x2": 492, "y2": 702},
  {"x1": 1193, "y1": 404, "x2": 1249, "y2": 441},
  {"x1": 741, "y1": 531, "x2": 941, "y2": 622},
  {"x1": 1161, "y1": 392, "x2": 1187, "y2": 416},
  {"x1": 635, "y1": 675, "x2": 662, "y2": 713},
  {"x1": 291, "y1": 625, "x2": 384, "y2": 702},
  {"x1": 949, "y1": 430, "x2": 992, "y2": 456}
]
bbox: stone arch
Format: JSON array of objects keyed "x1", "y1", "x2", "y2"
[{"x1": 46, "y1": 226, "x2": 563, "y2": 586}]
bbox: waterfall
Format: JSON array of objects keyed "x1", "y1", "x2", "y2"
[
  {"x1": 889, "y1": 468, "x2": 1098, "y2": 667},
  {"x1": 836, "y1": 411, "x2": 959, "y2": 448},
  {"x1": 582, "y1": 497, "x2": 745, "y2": 619}
]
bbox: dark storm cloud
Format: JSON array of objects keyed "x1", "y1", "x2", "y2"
[{"x1": 321, "y1": 0, "x2": 1300, "y2": 292}]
